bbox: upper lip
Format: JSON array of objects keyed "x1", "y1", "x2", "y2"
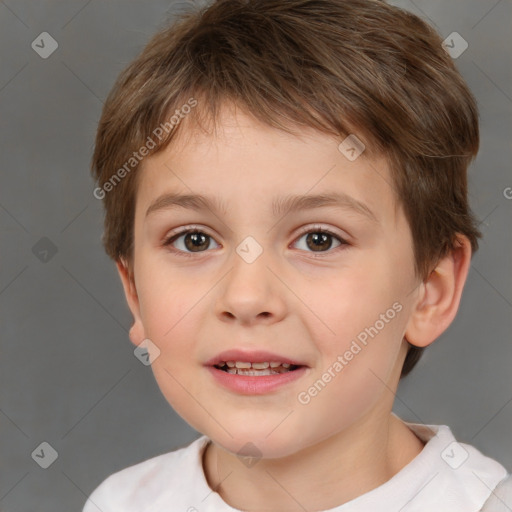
[{"x1": 205, "y1": 349, "x2": 308, "y2": 367}]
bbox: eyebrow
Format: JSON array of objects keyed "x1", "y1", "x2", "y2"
[{"x1": 145, "y1": 191, "x2": 379, "y2": 224}]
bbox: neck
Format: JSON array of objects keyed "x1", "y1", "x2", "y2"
[{"x1": 202, "y1": 412, "x2": 425, "y2": 511}]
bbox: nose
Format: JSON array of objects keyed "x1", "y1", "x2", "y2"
[{"x1": 214, "y1": 243, "x2": 287, "y2": 327}]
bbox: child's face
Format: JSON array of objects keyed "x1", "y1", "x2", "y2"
[{"x1": 119, "y1": 103, "x2": 423, "y2": 457}]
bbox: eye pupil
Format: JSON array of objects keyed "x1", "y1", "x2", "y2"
[
  {"x1": 185, "y1": 232, "x2": 209, "y2": 252},
  {"x1": 307, "y1": 232, "x2": 332, "y2": 252}
]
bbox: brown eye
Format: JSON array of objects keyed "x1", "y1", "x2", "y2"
[
  {"x1": 293, "y1": 227, "x2": 348, "y2": 255},
  {"x1": 182, "y1": 232, "x2": 211, "y2": 252},
  {"x1": 163, "y1": 230, "x2": 219, "y2": 255},
  {"x1": 162, "y1": 225, "x2": 348, "y2": 258},
  {"x1": 305, "y1": 232, "x2": 334, "y2": 252}
]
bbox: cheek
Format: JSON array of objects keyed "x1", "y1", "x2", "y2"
[
  {"x1": 136, "y1": 260, "x2": 196, "y2": 337},
  {"x1": 135, "y1": 283, "x2": 203, "y2": 409},
  {"x1": 312, "y1": 266, "x2": 405, "y2": 380},
  {"x1": 136, "y1": 280, "x2": 208, "y2": 428}
]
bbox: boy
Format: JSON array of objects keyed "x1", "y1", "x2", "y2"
[{"x1": 84, "y1": 0, "x2": 511, "y2": 510}]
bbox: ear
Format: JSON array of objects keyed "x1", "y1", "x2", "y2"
[
  {"x1": 404, "y1": 235, "x2": 472, "y2": 348},
  {"x1": 116, "y1": 258, "x2": 145, "y2": 347}
]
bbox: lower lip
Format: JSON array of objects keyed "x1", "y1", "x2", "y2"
[{"x1": 206, "y1": 366, "x2": 308, "y2": 395}]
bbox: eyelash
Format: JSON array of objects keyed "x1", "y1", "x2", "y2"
[{"x1": 161, "y1": 224, "x2": 349, "y2": 258}]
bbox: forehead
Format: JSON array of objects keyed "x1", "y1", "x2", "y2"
[{"x1": 137, "y1": 105, "x2": 400, "y2": 227}]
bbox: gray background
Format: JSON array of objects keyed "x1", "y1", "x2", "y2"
[{"x1": 0, "y1": 1, "x2": 511, "y2": 511}]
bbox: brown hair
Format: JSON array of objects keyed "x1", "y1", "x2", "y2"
[{"x1": 91, "y1": 0, "x2": 483, "y2": 378}]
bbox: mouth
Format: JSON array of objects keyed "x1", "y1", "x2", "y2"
[
  {"x1": 204, "y1": 350, "x2": 309, "y2": 393},
  {"x1": 213, "y1": 361, "x2": 303, "y2": 376},
  {"x1": 206, "y1": 360, "x2": 309, "y2": 394}
]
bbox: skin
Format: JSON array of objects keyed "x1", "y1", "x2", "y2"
[{"x1": 116, "y1": 102, "x2": 472, "y2": 511}]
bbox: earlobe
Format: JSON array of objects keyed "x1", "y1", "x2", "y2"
[
  {"x1": 115, "y1": 258, "x2": 146, "y2": 347},
  {"x1": 404, "y1": 235, "x2": 472, "y2": 348}
]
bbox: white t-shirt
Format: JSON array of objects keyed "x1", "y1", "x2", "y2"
[{"x1": 83, "y1": 419, "x2": 510, "y2": 512}]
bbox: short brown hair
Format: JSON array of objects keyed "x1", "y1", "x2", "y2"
[{"x1": 91, "y1": 0, "x2": 483, "y2": 379}]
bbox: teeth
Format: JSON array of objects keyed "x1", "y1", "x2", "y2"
[
  {"x1": 219, "y1": 361, "x2": 294, "y2": 369},
  {"x1": 251, "y1": 362, "x2": 269, "y2": 369},
  {"x1": 216, "y1": 361, "x2": 299, "y2": 376},
  {"x1": 227, "y1": 368, "x2": 279, "y2": 376}
]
